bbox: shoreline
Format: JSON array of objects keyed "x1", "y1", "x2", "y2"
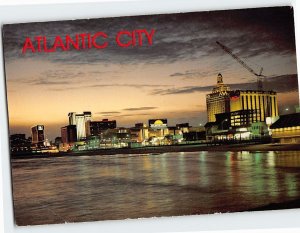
[
  {"x1": 246, "y1": 198, "x2": 300, "y2": 212},
  {"x1": 11, "y1": 143, "x2": 300, "y2": 159}
]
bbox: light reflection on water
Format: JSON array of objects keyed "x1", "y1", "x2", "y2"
[{"x1": 11, "y1": 151, "x2": 300, "y2": 226}]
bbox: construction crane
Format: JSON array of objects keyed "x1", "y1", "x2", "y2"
[{"x1": 216, "y1": 41, "x2": 265, "y2": 90}]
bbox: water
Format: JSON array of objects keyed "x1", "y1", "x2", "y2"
[{"x1": 11, "y1": 151, "x2": 300, "y2": 226}]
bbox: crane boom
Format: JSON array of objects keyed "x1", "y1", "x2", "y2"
[{"x1": 216, "y1": 41, "x2": 265, "y2": 90}]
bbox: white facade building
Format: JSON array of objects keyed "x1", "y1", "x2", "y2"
[{"x1": 68, "y1": 112, "x2": 92, "y2": 140}]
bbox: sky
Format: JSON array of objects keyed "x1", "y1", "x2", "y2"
[{"x1": 3, "y1": 6, "x2": 299, "y2": 141}]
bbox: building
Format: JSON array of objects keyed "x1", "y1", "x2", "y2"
[
  {"x1": 61, "y1": 125, "x2": 77, "y2": 143},
  {"x1": 206, "y1": 73, "x2": 231, "y2": 122},
  {"x1": 86, "y1": 136, "x2": 100, "y2": 149},
  {"x1": 100, "y1": 128, "x2": 131, "y2": 148},
  {"x1": 130, "y1": 123, "x2": 149, "y2": 143},
  {"x1": 270, "y1": 113, "x2": 300, "y2": 143},
  {"x1": 250, "y1": 122, "x2": 269, "y2": 139},
  {"x1": 205, "y1": 73, "x2": 278, "y2": 142},
  {"x1": 10, "y1": 134, "x2": 31, "y2": 153},
  {"x1": 176, "y1": 123, "x2": 190, "y2": 133},
  {"x1": 206, "y1": 74, "x2": 278, "y2": 124},
  {"x1": 31, "y1": 125, "x2": 45, "y2": 145},
  {"x1": 148, "y1": 119, "x2": 169, "y2": 140},
  {"x1": 86, "y1": 119, "x2": 117, "y2": 136},
  {"x1": 54, "y1": 137, "x2": 62, "y2": 147},
  {"x1": 10, "y1": 134, "x2": 26, "y2": 142},
  {"x1": 149, "y1": 119, "x2": 168, "y2": 129},
  {"x1": 68, "y1": 111, "x2": 91, "y2": 140},
  {"x1": 230, "y1": 90, "x2": 278, "y2": 122}
]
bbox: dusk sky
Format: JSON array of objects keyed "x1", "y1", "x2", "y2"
[{"x1": 3, "y1": 6, "x2": 299, "y2": 141}]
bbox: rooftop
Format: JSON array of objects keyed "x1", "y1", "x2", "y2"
[{"x1": 270, "y1": 113, "x2": 300, "y2": 129}]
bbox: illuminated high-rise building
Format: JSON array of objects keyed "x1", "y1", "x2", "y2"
[
  {"x1": 31, "y1": 125, "x2": 45, "y2": 145},
  {"x1": 206, "y1": 74, "x2": 278, "y2": 124},
  {"x1": 230, "y1": 90, "x2": 278, "y2": 124},
  {"x1": 68, "y1": 111, "x2": 92, "y2": 140},
  {"x1": 206, "y1": 74, "x2": 231, "y2": 122},
  {"x1": 205, "y1": 73, "x2": 279, "y2": 141}
]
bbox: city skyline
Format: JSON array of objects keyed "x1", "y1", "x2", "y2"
[
  {"x1": 11, "y1": 112, "x2": 201, "y2": 142},
  {"x1": 3, "y1": 7, "x2": 299, "y2": 140}
]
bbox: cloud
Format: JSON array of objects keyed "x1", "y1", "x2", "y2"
[
  {"x1": 123, "y1": 107, "x2": 157, "y2": 111},
  {"x1": 151, "y1": 74, "x2": 298, "y2": 95},
  {"x1": 26, "y1": 78, "x2": 70, "y2": 85},
  {"x1": 49, "y1": 83, "x2": 171, "y2": 91},
  {"x1": 20, "y1": 69, "x2": 88, "y2": 86},
  {"x1": 151, "y1": 86, "x2": 214, "y2": 95},
  {"x1": 96, "y1": 113, "x2": 151, "y2": 118},
  {"x1": 95, "y1": 111, "x2": 121, "y2": 114},
  {"x1": 100, "y1": 114, "x2": 117, "y2": 117},
  {"x1": 263, "y1": 74, "x2": 299, "y2": 92},
  {"x1": 117, "y1": 113, "x2": 150, "y2": 117},
  {"x1": 169, "y1": 70, "x2": 216, "y2": 79}
]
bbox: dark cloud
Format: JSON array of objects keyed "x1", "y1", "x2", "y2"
[
  {"x1": 41, "y1": 69, "x2": 84, "y2": 79},
  {"x1": 117, "y1": 113, "x2": 150, "y2": 117},
  {"x1": 95, "y1": 111, "x2": 121, "y2": 114},
  {"x1": 151, "y1": 86, "x2": 213, "y2": 95},
  {"x1": 48, "y1": 83, "x2": 171, "y2": 91},
  {"x1": 2, "y1": 7, "x2": 296, "y2": 65},
  {"x1": 152, "y1": 74, "x2": 298, "y2": 95},
  {"x1": 97, "y1": 113, "x2": 151, "y2": 118},
  {"x1": 263, "y1": 74, "x2": 299, "y2": 92},
  {"x1": 101, "y1": 115, "x2": 115, "y2": 117},
  {"x1": 123, "y1": 107, "x2": 157, "y2": 111},
  {"x1": 25, "y1": 70, "x2": 84, "y2": 85},
  {"x1": 29, "y1": 79, "x2": 70, "y2": 85},
  {"x1": 11, "y1": 68, "x2": 109, "y2": 86},
  {"x1": 169, "y1": 70, "x2": 215, "y2": 79}
]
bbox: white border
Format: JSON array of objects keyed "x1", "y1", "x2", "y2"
[{"x1": 0, "y1": 0, "x2": 300, "y2": 233}]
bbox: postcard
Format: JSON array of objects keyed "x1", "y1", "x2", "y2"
[{"x1": 2, "y1": 5, "x2": 300, "y2": 226}]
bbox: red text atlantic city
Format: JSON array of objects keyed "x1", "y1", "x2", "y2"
[{"x1": 22, "y1": 29, "x2": 155, "y2": 54}]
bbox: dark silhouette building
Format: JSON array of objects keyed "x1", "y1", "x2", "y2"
[
  {"x1": 270, "y1": 113, "x2": 300, "y2": 143},
  {"x1": 61, "y1": 125, "x2": 77, "y2": 143},
  {"x1": 86, "y1": 119, "x2": 117, "y2": 136},
  {"x1": 10, "y1": 134, "x2": 31, "y2": 153},
  {"x1": 31, "y1": 125, "x2": 45, "y2": 146}
]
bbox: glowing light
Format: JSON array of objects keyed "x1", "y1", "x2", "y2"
[{"x1": 154, "y1": 120, "x2": 163, "y2": 125}]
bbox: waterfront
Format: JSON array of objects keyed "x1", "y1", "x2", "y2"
[{"x1": 11, "y1": 150, "x2": 300, "y2": 226}]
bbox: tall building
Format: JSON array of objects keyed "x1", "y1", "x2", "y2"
[
  {"x1": 230, "y1": 90, "x2": 278, "y2": 123},
  {"x1": 68, "y1": 111, "x2": 91, "y2": 140},
  {"x1": 205, "y1": 74, "x2": 279, "y2": 141},
  {"x1": 206, "y1": 74, "x2": 231, "y2": 122},
  {"x1": 61, "y1": 125, "x2": 77, "y2": 143},
  {"x1": 206, "y1": 74, "x2": 278, "y2": 124},
  {"x1": 31, "y1": 125, "x2": 45, "y2": 145},
  {"x1": 86, "y1": 119, "x2": 117, "y2": 136}
]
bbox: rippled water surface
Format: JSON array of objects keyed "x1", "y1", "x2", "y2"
[{"x1": 11, "y1": 151, "x2": 300, "y2": 225}]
